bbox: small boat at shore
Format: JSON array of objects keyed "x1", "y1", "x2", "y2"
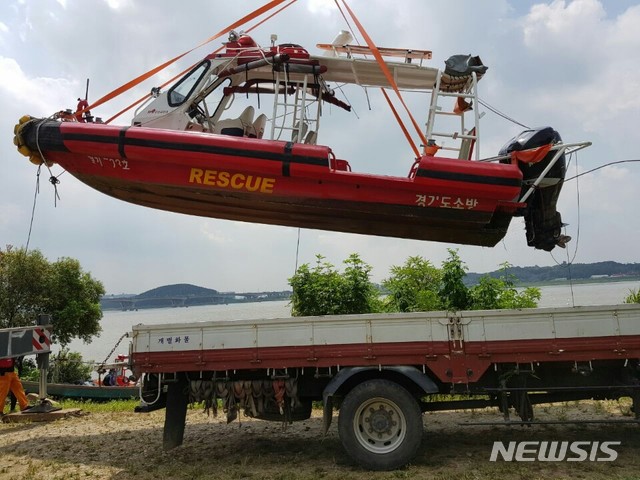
[
  {"x1": 21, "y1": 380, "x2": 138, "y2": 401},
  {"x1": 21, "y1": 355, "x2": 139, "y2": 401},
  {"x1": 13, "y1": 4, "x2": 590, "y2": 250}
]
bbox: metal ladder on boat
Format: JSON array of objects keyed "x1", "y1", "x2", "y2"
[
  {"x1": 425, "y1": 70, "x2": 481, "y2": 160},
  {"x1": 270, "y1": 69, "x2": 320, "y2": 144}
]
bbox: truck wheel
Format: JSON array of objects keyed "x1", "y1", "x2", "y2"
[{"x1": 338, "y1": 379, "x2": 422, "y2": 470}]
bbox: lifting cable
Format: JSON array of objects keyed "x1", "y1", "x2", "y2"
[
  {"x1": 340, "y1": 0, "x2": 427, "y2": 159},
  {"x1": 82, "y1": 0, "x2": 291, "y2": 118},
  {"x1": 565, "y1": 159, "x2": 640, "y2": 182},
  {"x1": 478, "y1": 97, "x2": 530, "y2": 130},
  {"x1": 106, "y1": 0, "x2": 298, "y2": 124},
  {"x1": 551, "y1": 155, "x2": 639, "y2": 305}
]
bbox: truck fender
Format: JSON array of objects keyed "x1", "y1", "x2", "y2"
[{"x1": 321, "y1": 366, "x2": 438, "y2": 434}]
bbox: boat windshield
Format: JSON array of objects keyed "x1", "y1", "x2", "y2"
[{"x1": 168, "y1": 60, "x2": 210, "y2": 107}]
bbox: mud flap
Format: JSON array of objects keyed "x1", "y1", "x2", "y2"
[{"x1": 163, "y1": 375, "x2": 188, "y2": 450}]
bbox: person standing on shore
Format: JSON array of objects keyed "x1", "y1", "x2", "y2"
[
  {"x1": 9, "y1": 356, "x2": 25, "y2": 412},
  {"x1": 0, "y1": 357, "x2": 29, "y2": 415}
]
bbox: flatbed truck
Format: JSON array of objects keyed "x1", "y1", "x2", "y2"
[{"x1": 130, "y1": 304, "x2": 640, "y2": 470}]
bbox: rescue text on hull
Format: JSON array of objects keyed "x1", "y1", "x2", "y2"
[
  {"x1": 13, "y1": 21, "x2": 591, "y2": 251},
  {"x1": 18, "y1": 119, "x2": 521, "y2": 247}
]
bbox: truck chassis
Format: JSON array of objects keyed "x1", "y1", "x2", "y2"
[{"x1": 130, "y1": 304, "x2": 640, "y2": 470}]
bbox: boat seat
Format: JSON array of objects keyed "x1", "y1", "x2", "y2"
[
  {"x1": 304, "y1": 130, "x2": 317, "y2": 145},
  {"x1": 250, "y1": 113, "x2": 267, "y2": 139},
  {"x1": 213, "y1": 106, "x2": 255, "y2": 137},
  {"x1": 458, "y1": 127, "x2": 476, "y2": 160},
  {"x1": 291, "y1": 121, "x2": 308, "y2": 143}
]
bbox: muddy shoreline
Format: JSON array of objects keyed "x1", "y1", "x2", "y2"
[{"x1": 1, "y1": 401, "x2": 638, "y2": 480}]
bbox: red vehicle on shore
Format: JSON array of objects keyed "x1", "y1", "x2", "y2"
[{"x1": 130, "y1": 303, "x2": 640, "y2": 470}]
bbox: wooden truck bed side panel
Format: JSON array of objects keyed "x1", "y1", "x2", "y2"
[{"x1": 130, "y1": 304, "x2": 640, "y2": 382}]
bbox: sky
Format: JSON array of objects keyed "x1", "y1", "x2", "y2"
[{"x1": 1, "y1": 0, "x2": 639, "y2": 295}]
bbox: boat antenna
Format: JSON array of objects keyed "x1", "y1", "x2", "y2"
[{"x1": 75, "y1": 78, "x2": 91, "y2": 122}]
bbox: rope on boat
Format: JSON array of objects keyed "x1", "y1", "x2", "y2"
[
  {"x1": 25, "y1": 165, "x2": 41, "y2": 252},
  {"x1": 16, "y1": 115, "x2": 63, "y2": 251},
  {"x1": 97, "y1": 332, "x2": 130, "y2": 372}
]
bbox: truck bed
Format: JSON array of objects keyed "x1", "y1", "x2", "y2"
[{"x1": 131, "y1": 303, "x2": 640, "y2": 383}]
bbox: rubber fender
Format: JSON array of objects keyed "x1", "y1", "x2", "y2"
[
  {"x1": 13, "y1": 115, "x2": 35, "y2": 159},
  {"x1": 321, "y1": 366, "x2": 439, "y2": 433},
  {"x1": 18, "y1": 145, "x2": 32, "y2": 157},
  {"x1": 29, "y1": 155, "x2": 45, "y2": 166}
]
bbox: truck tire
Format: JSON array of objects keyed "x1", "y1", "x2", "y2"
[{"x1": 338, "y1": 379, "x2": 423, "y2": 470}]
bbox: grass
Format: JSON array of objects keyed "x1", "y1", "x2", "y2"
[{"x1": 55, "y1": 398, "x2": 140, "y2": 413}]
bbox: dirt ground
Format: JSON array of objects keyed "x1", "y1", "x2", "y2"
[{"x1": 1, "y1": 400, "x2": 639, "y2": 480}]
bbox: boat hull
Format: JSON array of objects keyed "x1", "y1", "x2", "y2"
[
  {"x1": 22, "y1": 380, "x2": 138, "y2": 401},
  {"x1": 20, "y1": 120, "x2": 525, "y2": 246}
]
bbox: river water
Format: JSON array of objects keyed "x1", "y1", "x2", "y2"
[{"x1": 64, "y1": 280, "x2": 640, "y2": 364}]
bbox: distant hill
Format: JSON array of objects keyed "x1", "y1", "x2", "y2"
[
  {"x1": 465, "y1": 261, "x2": 640, "y2": 285},
  {"x1": 100, "y1": 283, "x2": 290, "y2": 311},
  {"x1": 100, "y1": 263, "x2": 639, "y2": 311},
  {"x1": 137, "y1": 283, "x2": 219, "y2": 299}
]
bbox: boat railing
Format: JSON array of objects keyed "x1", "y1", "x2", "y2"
[
  {"x1": 517, "y1": 141, "x2": 591, "y2": 203},
  {"x1": 469, "y1": 140, "x2": 591, "y2": 203}
]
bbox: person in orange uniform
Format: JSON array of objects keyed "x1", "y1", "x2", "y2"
[{"x1": 0, "y1": 357, "x2": 29, "y2": 415}]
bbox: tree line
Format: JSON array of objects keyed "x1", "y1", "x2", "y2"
[
  {"x1": 2, "y1": 245, "x2": 639, "y2": 344},
  {"x1": 288, "y1": 250, "x2": 543, "y2": 317},
  {"x1": 0, "y1": 245, "x2": 104, "y2": 344},
  {"x1": 464, "y1": 261, "x2": 640, "y2": 285}
]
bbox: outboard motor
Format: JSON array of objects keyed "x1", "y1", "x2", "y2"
[{"x1": 499, "y1": 127, "x2": 568, "y2": 251}]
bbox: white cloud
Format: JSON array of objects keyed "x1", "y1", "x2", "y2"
[
  {"x1": 306, "y1": 0, "x2": 337, "y2": 16},
  {"x1": 520, "y1": 1, "x2": 640, "y2": 134},
  {"x1": 524, "y1": 0, "x2": 606, "y2": 46},
  {"x1": 0, "y1": 56, "x2": 78, "y2": 114},
  {"x1": 103, "y1": 0, "x2": 132, "y2": 10}
]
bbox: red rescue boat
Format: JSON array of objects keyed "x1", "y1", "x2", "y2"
[{"x1": 14, "y1": 29, "x2": 590, "y2": 250}]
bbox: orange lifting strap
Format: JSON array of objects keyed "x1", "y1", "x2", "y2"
[
  {"x1": 340, "y1": 0, "x2": 429, "y2": 158},
  {"x1": 380, "y1": 89, "x2": 418, "y2": 158},
  {"x1": 333, "y1": 0, "x2": 419, "y2": 159},
  {"x1": 106, "y1": 0, "x2": 298, "y2": 124},
  {"x1": 84, "y1": 0, "x2": 291, "y2": 118}
]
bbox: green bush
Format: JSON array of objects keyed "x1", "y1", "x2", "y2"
[
  {"x1": 382, "y1": 256, "x2": 443, "y2": 312},
  {"x1": 289, "y1": 251, "x2": 540, "y2": 316},
  {"x1": 288, "y1": 254, "x2": 381, "y2": 316},
  {"x1": 48, "y1": 348, "x2": 94, "y2": 384},
  {"x1": 19, "y1": 357, "x2": 39, "y2": 381},
  {"x1": 624, "y1": 288, "x2": 640, "y2": 304}
]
